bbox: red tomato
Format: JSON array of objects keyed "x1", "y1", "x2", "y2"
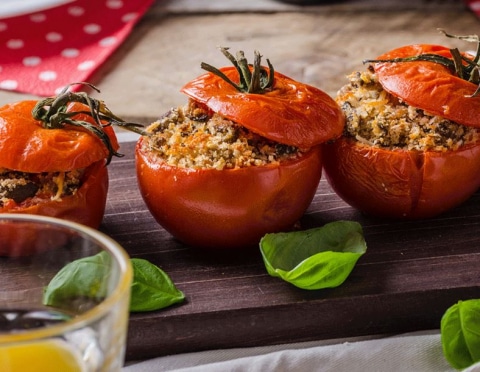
[
  {"x1": 323, "y1": 43, "x2": 480, "y2": 219},
  {"x1": 136, "y1": 50, "x2": 344, "y2": 248},
  {"x1": 0, "y1": 96, "x2": 119, "y2": 243},
  {"x1": 137, "y1": 137, "x2": 323, "y2": 249},
  {"x1": 0, "y1": 218, "x2": 70, "y2": 257},
  {"x1": 323, "y1": 138, "x2": 480, "y2": 219},
  {"x1": 1, "y1": 160, "x2": 109, "y2": 229}
]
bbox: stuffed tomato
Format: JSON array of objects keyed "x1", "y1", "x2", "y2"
[
  {"x1": 323, "y1": 37, "x2": 480, "y2": 219},
  {"x1": 136, "y1": 48, "x2": 344, "y2": 249},
  {"x1": 0, "y1": 84, "x2": 132, "y2": 238}
]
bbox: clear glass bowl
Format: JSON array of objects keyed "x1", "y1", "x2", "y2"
[{"x1": 0, "y1": 214, "x2": 133, "y2": 371}]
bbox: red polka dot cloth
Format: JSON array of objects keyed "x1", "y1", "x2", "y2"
[{"x1": 0, "y1": 0, "x2": 153, "y2": 96}]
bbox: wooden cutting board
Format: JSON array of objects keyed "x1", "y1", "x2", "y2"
[{"x1": 101, "y1": 141, "x2": 480, "y2": 361}]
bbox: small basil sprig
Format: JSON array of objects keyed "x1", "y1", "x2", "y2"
[
  {"x1": 43, "y1": 251, "x2": 111, "y2": 312},
  {"x1": 43, "y1": 252, "x2": 185, "y2": 313},
  {"x1": 260, "y1": 221, "x2": 367, "y2": 290},
  {"x1": 441, "y1": 299, "x2": 480, "y2": 370},
  {"x1": 130, "y1": 258, "x2": 185, "y2": 312}
]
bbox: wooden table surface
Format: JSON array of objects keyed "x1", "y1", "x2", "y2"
[
  {"x1": 108, "y1": 141, "x2": 480, "y2": 361},
  {"x1": 1, "y1": 0, "x2": 480, "y2": 362}
]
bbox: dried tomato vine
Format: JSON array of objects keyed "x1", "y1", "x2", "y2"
[
  {"x1": 200, "y1": 47, "x2": 275, "y2": 94},
  {"x1": 32, "y1": 82, "x2": 147, "y2": 164}
]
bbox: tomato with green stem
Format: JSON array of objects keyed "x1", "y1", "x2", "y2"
[
  {"x1": 136, "y1": 48, "x2": 344, "y2": 249},
  {"x1": 323, "y1": 31, "x2": 480, "y2": 219},
  {"x1": 0, "y1": 83, "x2": 144, "y2": 255}
]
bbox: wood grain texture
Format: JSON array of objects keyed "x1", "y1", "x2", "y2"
[{"x1": 102, "y1": 142, "x2": 480, "y2": 360}]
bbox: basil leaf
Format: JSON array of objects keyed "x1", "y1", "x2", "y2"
[
  {"x1": 43, "y1": 253, "x2": 185, "y2": 313},
  {"x1": 130, "y1": 258, "x2": 185, "y2": 312},
  {"x1": 259, "y1": 221, "x2": 366, "y2": 290},
  {"x1": 43, "y1": 252, "x2": 111, "y2": 311},
  {"x1": 441, "y1": 299, "x2": 480, "y2": 370}
]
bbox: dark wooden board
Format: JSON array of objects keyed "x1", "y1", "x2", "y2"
[{"x1": 101, "y1": 141, "x2": 480, "y2": 361}]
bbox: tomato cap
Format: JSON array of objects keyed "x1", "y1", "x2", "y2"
[{"x1": 181, "y1": 66, "x2": 344, "y2": 148}]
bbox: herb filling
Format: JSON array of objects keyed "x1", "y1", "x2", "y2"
[
  {"x1": 141, "y1": 100, "x2": 303, "y2": 170},
  {"x1": 337, "y1": 66, "x2": 480, "y2": 151},
  {"x1": 0, "y1": 168, "x2": 83, "y2": 208}
]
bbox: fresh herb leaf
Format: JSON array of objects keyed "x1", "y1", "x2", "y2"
[
  {"x1": 441, "y1": 299, "x2": 480, "y2": 370},
  {"x1": 130, "y1": 258, "x2": 185, "y2": 312},
  {"x1": 43, "y1": 252, "x2": 111, "y2": 311},
  {"x1": 259, "y1": 221, "x2": 367, "y2": 290},
  {"x1": 43, "y1": 253, "x2": 185, "y2": 313}
]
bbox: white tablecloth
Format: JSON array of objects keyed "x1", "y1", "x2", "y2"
[{"x1": 123, "y1": 330, "x2": 480, "y2": 372}]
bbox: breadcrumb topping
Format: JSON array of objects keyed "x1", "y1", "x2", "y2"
[
  {"x1": 337, "y1": 66, "x2": 480, "y2": 151},
  {"x1": 141, "y1": 100, "x2": 304, "y2": 170}
]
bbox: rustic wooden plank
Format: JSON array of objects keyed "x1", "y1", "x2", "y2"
[{"x1": 101, "y1": 142, "x2": 480, "y2": 360}]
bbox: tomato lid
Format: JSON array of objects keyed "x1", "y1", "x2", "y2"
[
  {"x1": 0, "y1": 100, "x2": 119, "y2": 172},
  {"x1": 0, "y1": 83, "x2": 146, "y2": 173},
  {"x1": 180, "y1": 49, "x2": 344, "y2": 148},
  {"x1": 371, "y1": 43, "x2": 480, "y2": 128}
]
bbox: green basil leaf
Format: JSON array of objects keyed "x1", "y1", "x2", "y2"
[
  {"x1": 43, "y1": 252, "x2": 111, "y2": 311},
  {"x1": 129, "y1": 258, "x2": 185, "y2": 312},
  {"x1": 43, "y1": 253, "x2": 185, "y2": 313},
  {"x1": 259, "y1": 221, "x2": 367, "y2": 290},
  {"x1": 441, "y1": 299, "x2": 480, "y2": 370}
]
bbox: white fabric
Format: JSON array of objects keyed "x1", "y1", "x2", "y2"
[{"x1": 123, "y1": 330, "x2": 480, "y2": 372}]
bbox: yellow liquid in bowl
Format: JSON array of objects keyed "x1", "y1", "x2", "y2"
[{"x1": 0, "y1": 339, "x2": 84, "y2": 372}]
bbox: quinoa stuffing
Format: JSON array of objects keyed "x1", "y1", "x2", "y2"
[
  {"x1": 141, "y1": 100, "x2": 303, "y2": 170},
  {"x1": 337, "y1": 66, "x2": 480, "y2": 151},
  {"x1": 0, "y1": 168, "x2": 84, "y2": 208}
]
